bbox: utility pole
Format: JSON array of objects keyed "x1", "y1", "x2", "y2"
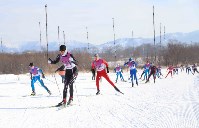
[
  {"x1": 159, "y1": 23, "x2": 162, "y2": 59},
  {"x1": 39, "y1": 22, "x2": 42, "y2": 51},
  {"x1": 159, "y1": 23, "x2": 162, "y2": 63},
  {"x1": 1, "y1": 37, "x2": 3, "y2": 53},
  {"x1": 58, "y1": 26, "x2": 60, "y2": 46},
  {"x1": 86, "y1": 27, "x2": 89, "y2": 51},
  {"x1": 63, "y1": 31, "x2": 65, "y2": 45},
  {"x1": 164, "y1": 26, "x2": 166, "y2": 42},
  {"x1": 153, "y1": 5, "x2": 156, "y2": 63},
  {"x1": 112, "y1": 18, "x2": 116, "y2": 61},
  {"x1": 160, "y1": 23, "x2": 161, "y2": 49},
  {"x1": 132, "y1": 30, "x2": 134, "y2": 57},
  {"x1": 45, "y1": 4, "x2": 48, "y2": 61}
]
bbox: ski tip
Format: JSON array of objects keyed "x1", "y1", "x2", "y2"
[{"x1": 119, "y1": 91, "x2": 124, "y2": 95}]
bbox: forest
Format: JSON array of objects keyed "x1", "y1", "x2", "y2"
[{"x1": 0, "y1": 39, "x2": 198, "y2": 74}]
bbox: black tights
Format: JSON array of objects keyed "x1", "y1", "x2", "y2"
[{"x1": 63, "y1": 67, "x2": 77, "y2": 99}]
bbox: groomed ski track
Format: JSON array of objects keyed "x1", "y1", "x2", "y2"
[{"x1": 0, "y1": 70, "x2": 199, "y2": 128}]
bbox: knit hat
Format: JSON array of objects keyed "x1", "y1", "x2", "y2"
[
  {"x1": 94, "y1": 53, "x2": 99, "y2": 57},
  {"x1": 29, "y1": 62, "x2": 33, "y2": 67},
  {"x1": 59, "y1": 45, "x2": 66, "y2": 51}
]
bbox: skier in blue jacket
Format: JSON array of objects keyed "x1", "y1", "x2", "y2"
[
  {"x1": 29, "y1": 63, "x2": 51, "y2": 96},
  {"x1": 139, "y1": 65, "x2": 148, "y2": 81},
  {"x1": 144, "y1": 61, "x2": 151, "y2": 80},
  {"x1": 124, "y1": 58, "x2": 138, "y2": 87}
]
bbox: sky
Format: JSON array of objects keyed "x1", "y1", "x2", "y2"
[{"x1": 0, "y1": 0, "x2": 199, "y2": 47}]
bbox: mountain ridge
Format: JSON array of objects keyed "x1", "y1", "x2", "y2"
[{"x1": 1, "y1": 30, "x2": 199, "y2": 53}]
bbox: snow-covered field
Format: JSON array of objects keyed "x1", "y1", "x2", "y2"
[{"x1": 0, "y1": 69, "x2": 199, "y2": 128}]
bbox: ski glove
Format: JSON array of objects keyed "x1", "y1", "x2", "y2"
[
  {"x1": 30, "y1": 73, "x2": 33, "y2": 80},
  {"x1": 42, "y1": 73, "x2": 45, "y2": 78},
  {"x1": 48, "y1": 58, "x2": 52, "y2": 64},
  {"x1": 55, "y1": 65, "x2": 65, "y2": 73},
  {"x1": 107, "y1": 67, "x2": 109, "y2": 73}
]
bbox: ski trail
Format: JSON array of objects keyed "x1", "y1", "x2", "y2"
[{"x1": 1, "y1": 73, "x2": 199, "y2": 128}]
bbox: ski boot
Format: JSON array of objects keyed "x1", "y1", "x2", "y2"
[
  {"x1": 114, "y1": 86, "x2": 124, "y2": 94},
  {"x1": 56, "y1": 98, "x2": 66, "y2": 107},
  {"x1": 47, "y1": 90, "x2": 52, "y2": 95},
  {"x1": 122, "y1": 79, "x2": 127, "y2": 82},
  {"x1": 30, "y1": 91, "x2": 36, "y2": 96},
  {"x1": 132, "y1": 82, "x2": 134, "y2": 87},
  {"x1": 114, "y1": 86, "x2": 119, "y2": 91},
  {"x1": 67, "y1": 97, "x2": 73, "y2": 105},
  {"x1": 136, "y1": 81, "x2": 138, "y2": 86},
  {"x1": 96, "y1": 90, "x2": 100, "y2": 95}
]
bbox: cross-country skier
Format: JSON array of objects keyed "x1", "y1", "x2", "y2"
[
  {"x1": 29, "y1": 63, "x2": 51, "y2": 96},
  {"x1": 91, "y1": 64, "x2": 96, "y2": 80},
  {"x1": 124, "y1": 58, "x2": 138, "y2": 87},
  {"x1": 165, "y1": 65, "x2": 173, "y2": 78},
  {"x1": 114, "y1": 64, "x2": 125, "y2": 83},
  {"x1": 55, "y1": 65, "x2": 65, "y2": 83},
  {"x1": 180, "y1": 64, "x2": 184, "y2": 72},
  {"x1": 173, "y1": 66, "x2": 179, "y2": 75},
  {"x1": 139, "y1": 64, "x2": 149, "y2": 81},
  {"x1": 156, "y1": 65, "x2": 163, "y2": 78},
  {"x1": 192, "y1": 64, "x2": 199, "y2": 74},
  {"x1": 145, "y1": 64, "x2": 157, "y2": 83},
  {"x1": 186, "y1": 65, "x2": 193, "y2": 75},
  {"x1": 91, "y1": 54, "x2": 123, "y2": 95},
  {"x1": 139, "y1": 67, "x2": 145, "y2": 80},
  {"x1": 48, "y1": 45, "x2": 78, "y2": 106},
  {"x1": 144, "y1": 61, "x2": 151, "y2": 79}
]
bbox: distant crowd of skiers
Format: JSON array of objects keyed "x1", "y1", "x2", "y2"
[
  {"x1": 28, "y1": 44, "x2": 198, "y2": 107},
  {"x1": 91, "y1": 57, "x2": 199, "y2": 87}
]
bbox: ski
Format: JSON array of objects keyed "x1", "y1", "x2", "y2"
[
  {"x1": 56, "y1": 104, "x2": 66, "y2": 110},
  {"x1": 56, "y1": 103, "x2": 75, "y2": 110},
  {"x1": 118, "y1": 91, "x2": 124, "y2": 95},
  {"x1": 27, "y1": 103, "x2": 75, "y2": 110},
  {"x1": 22, "y1": 94, "x2": 58, "y2": 98},
  {"x1": 22, "y1": 94, "x2": 43, "y2": 97},
  {"x1": 25, "y1": 105, "x2": 58, "y2": 109}
]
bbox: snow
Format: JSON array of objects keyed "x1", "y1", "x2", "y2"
[{"x1": 0, "y1": 69, "x2": 199, "y2": 128}]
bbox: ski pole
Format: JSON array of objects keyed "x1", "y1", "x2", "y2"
[
  {"x1": 44, "y1": 77, "x2": 57, "y2": 84},
  {"x1": 53, "y1": 74, "x2": 62, "y2": 97},
  {"x1": 74, "y1": 82, "x2": 80, "y2": 106}
]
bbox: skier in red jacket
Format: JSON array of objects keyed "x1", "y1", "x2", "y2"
[
  {"x1": 91, "y1": 54, "x2": 123, "y2": 95},
  {"x1": 145, "y1": 64, "x2": 157, "y2": 83},
  {"x1": 165, "y1": 65, "x2": 173, "y2": 78}
]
